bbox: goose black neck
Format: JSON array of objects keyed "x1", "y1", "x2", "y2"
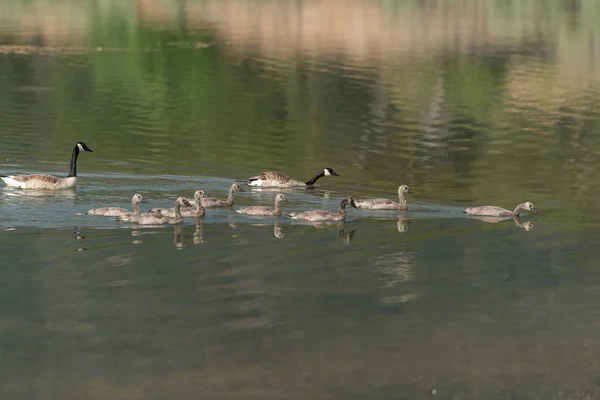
[
  {"x1": 305, "y1": 171, "x2": 325, "y2": 186},
  {"x1": 67, "y1": 145, "x2": 80, "y2": 177}
]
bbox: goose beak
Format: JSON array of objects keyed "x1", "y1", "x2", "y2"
[{"x1": 331, "y1": 170, "x2": 340, "y2": 176}]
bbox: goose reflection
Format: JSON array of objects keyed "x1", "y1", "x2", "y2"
[
  {"x1": 2, "y1": 187, "x2": 77, "y2": 199},
  {"x1": 472, "y1": 215, "x2": 537, "y2": 231}
]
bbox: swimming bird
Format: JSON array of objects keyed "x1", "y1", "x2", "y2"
[
  {"x1": 288, "y1": 197, "x2": 357, "y2": 222},
  {"x1": 463, "y1": 201, "x2": 536, "y2": 217},
  {"x1": 195, "y1": 183, "x2": 244, "y2": 207},
  {"x1": 1, "y1": 142, "x2": 93, "y2": 190},
  {"x1": 87, "y1": 193, "x2": 147, "y2": 217},
  {"x1": 119, "y1": 196, "x2": 192, "y2": 224},
  {"x1": 236, "y1": 193, "x2": 287, "y2": 216},
  {"x1": 150, "y1": 190, "x2": 207, "y2": 218},
  {"x1": 247, "y1": 168, "x2": 339, "y2": 188},
  {"x1": 354, "y1": 185, "x2": 414, "y2": 210}
]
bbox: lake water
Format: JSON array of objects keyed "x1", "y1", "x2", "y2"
[{"x1": 1, "y1": 1, "x2": 600, "y2": 398}]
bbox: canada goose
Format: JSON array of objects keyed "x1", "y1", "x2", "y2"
[
  {"x1": 119, "y1": 196, "x2": 192, "y2": 224},
  {"x1": 1, "y1": 142, "x2": 93, "y2": 190},
  {"x1": 355, "y1": 185, "x2": 414, "y2": 210},
  {"x1": 288, "y1": 197, "x2": 357, "y2": 222},
  {"x1": 196, "y1": 183, "x2": 244, "y2": 207},
  {"x1": 150, "y1": 190, "x2": 207, "y2": 218},
  {"x1": 247, "y1": 168, "x2": 339, "y2": 188},
  {"x1": 463, "y1": 201, "x2": 536, "y2": 217},
  {"x1": 87, "y1": 193, "x2": 147, "y2": 217},
  {"x1": 236, "y1": 193, "x2": 287, "y2": 216}
]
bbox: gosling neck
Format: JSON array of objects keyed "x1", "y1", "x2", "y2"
[
  {"x1": 226, "y1": 186, "x2": 236, "y2": 206},
  {"x1": 338, "y1": 201, "x2": 348, "y2": 217},
  {"x1": 273, "y1": 199, "x2": 283, "y2": 216},
  {"x1": 512, "y1": 203, "x2": 525, "y2": 216},
  {"x1": 132, "y1": 200, "x2": 141, "y2": 214},
  {"x1": 194, "y1": 201, "x2": 205, "y2": 217},
  {"x1": 397, "y1": 192, "x2": 407, "y2": 206},
  {"x1": 174, "y1": 202, "x2": 184, "y2": 222}
]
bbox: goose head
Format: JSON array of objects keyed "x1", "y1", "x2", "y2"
[
  {"x1": 324, "y1": 167, "x2": 339, "y2": 177},
  {"x1": 524, "y1": 201, "x2": 536, "y2": 213},
  {"x1": 342, "y1": 197, "x2": 357, "y2": 209},
  {"x1": 399, "y1": 185, "x2": 413, "y2": 195},
  {"x1": 132, "y1": 193, "x2": 147, "y2": 204},
  {"x1": 76, "y1": 142, "x2": 94, "y2": 152}
]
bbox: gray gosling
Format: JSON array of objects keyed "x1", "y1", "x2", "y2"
[
  {"x1": 87, "y1": 193, "x2": 147, "y2": 217},
  {"x1": 247, "y1": 168, "x2": 339, "y2": 188},
  {"x1": 463, "y1": 201, "x2": 536, "y2": 217},
  {"x1": 355, "y1": 185, "x2": 414, "y2": 210},
  {"x1": 150, "y1": 190, "x2": 207, "y2": 218},
  {"x1": 197, "y1": 183, "x2": 244, "y2": 207},
  {"x1": 236, "y1": 193, "x2": 287, "y2": 216},
  {"x1": 119, "y1": 196, "x2": 192, "y2": 224},
  {"x1": 288, "y1": 197, "x2": 357, "y2": 222},
  {"x1": 1, "y1": 142, "x2": 93, "y2": 190}
]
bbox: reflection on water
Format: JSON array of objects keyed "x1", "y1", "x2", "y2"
[
  {"x1": 2, "y1": 0, "x2": 600, "y2": 398},
  {"x1": 471, "y1": 215, "x2": 537, "y2": 231}
]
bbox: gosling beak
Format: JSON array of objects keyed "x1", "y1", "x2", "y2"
[
  {"x1": 141, "y1": 199, "x2": 148, "y2": 203},
  {"x1": 408, "y1": 188, "x2": 414, "y2": 194},
  {"x1": 531, "y1": 208, "x2": 537, "y2": 213}
]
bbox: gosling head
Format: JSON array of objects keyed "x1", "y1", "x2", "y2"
[
  {"x1": 76, "y1": 142, "x2": 93, "y2": 152},
  {"x1": 324, "y1": 167, "x2": 339, "y2": 177},
  {"x1": 524, "y1": 201, "x2": 536, "y2": 213},
  {"x1": 194, "y1": 190, "x2": 207, "y2": 200},
  {"x1": 133, "y1": 193, "x2": 147, "y2": 204},
  {"x1": 399, "y1": 185, "x2": 414, "y2": 195},
  {"x1": 231, "y1": 183, "x2": 245, "y2": 192},
  {"x1": 176, "y1": 196, "x2": 192, "y2": 207},
  {"x1": 275, "y1": 193, "x2": 288, "y2": 203}
]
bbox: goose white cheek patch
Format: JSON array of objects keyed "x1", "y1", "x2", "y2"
[
  {"x1": 77, "y1": 143, "x2": 84, "y2": 151},
  {"x1": 324, "y1": 169, "x2": 331, "y2": 176}
]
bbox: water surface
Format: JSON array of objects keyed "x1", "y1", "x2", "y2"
[{"x1": 1, "y1": 1, "x2": 600, "y2": 398}]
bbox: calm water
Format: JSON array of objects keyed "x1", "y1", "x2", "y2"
[{"x1": 1, "y1": 1, "x2": 600, "y2": 398}]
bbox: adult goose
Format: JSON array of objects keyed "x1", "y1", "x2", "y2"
[
  {"x1": 196, "y1": 183, "x2": 244, "y2": 207},
  {"x1": 87, "y1": 193, "x2": 147, "y2": 217},
  {"x1": 1, "y1": 142, "x2": 93, "y2": 190},
  {"x1": 150, "y1": 190, "x2": 207, "y2": 218},
  {"x1": 355, "y1": 185, "x2": 414, "y2": 210},
  {"x1": 288, "y1": 197, "x2": 357, "y2": 222},
  {"x1": 247, "y1": 168, "x2": 339, "y2": 188},
  {"x1": 119, "y1": 197, "x2": 192, "y2": 225},
  {"x1": 463, "y1": 201, "x2": 536, "y2": 217},
  {"x1": 236, "y1": 193, "x2": 287, "y2": 216}
]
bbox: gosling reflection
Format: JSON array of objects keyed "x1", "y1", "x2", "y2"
[
  {"x1": 247, "y1": 218, "x2": 288, "y2": 239},
  {"x1": 292, "y1": 220, "x2": 357, "y2": 245},
  {"x1": 472, "y1": 215, "x2": 537, "y2": 231},
  {"x1": 397, "y1": 214, "x2": 409, "y2": 232},
  {"x1": 173, "y1": 224, "x2": 184, "y2": 249},
  {"x1": 193, "y1": 220, "x2": 205, "y2": 244}
]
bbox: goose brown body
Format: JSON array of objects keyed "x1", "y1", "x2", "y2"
[{"x1": 247, "y1": 168, "x2": 339, "y2": 188}]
